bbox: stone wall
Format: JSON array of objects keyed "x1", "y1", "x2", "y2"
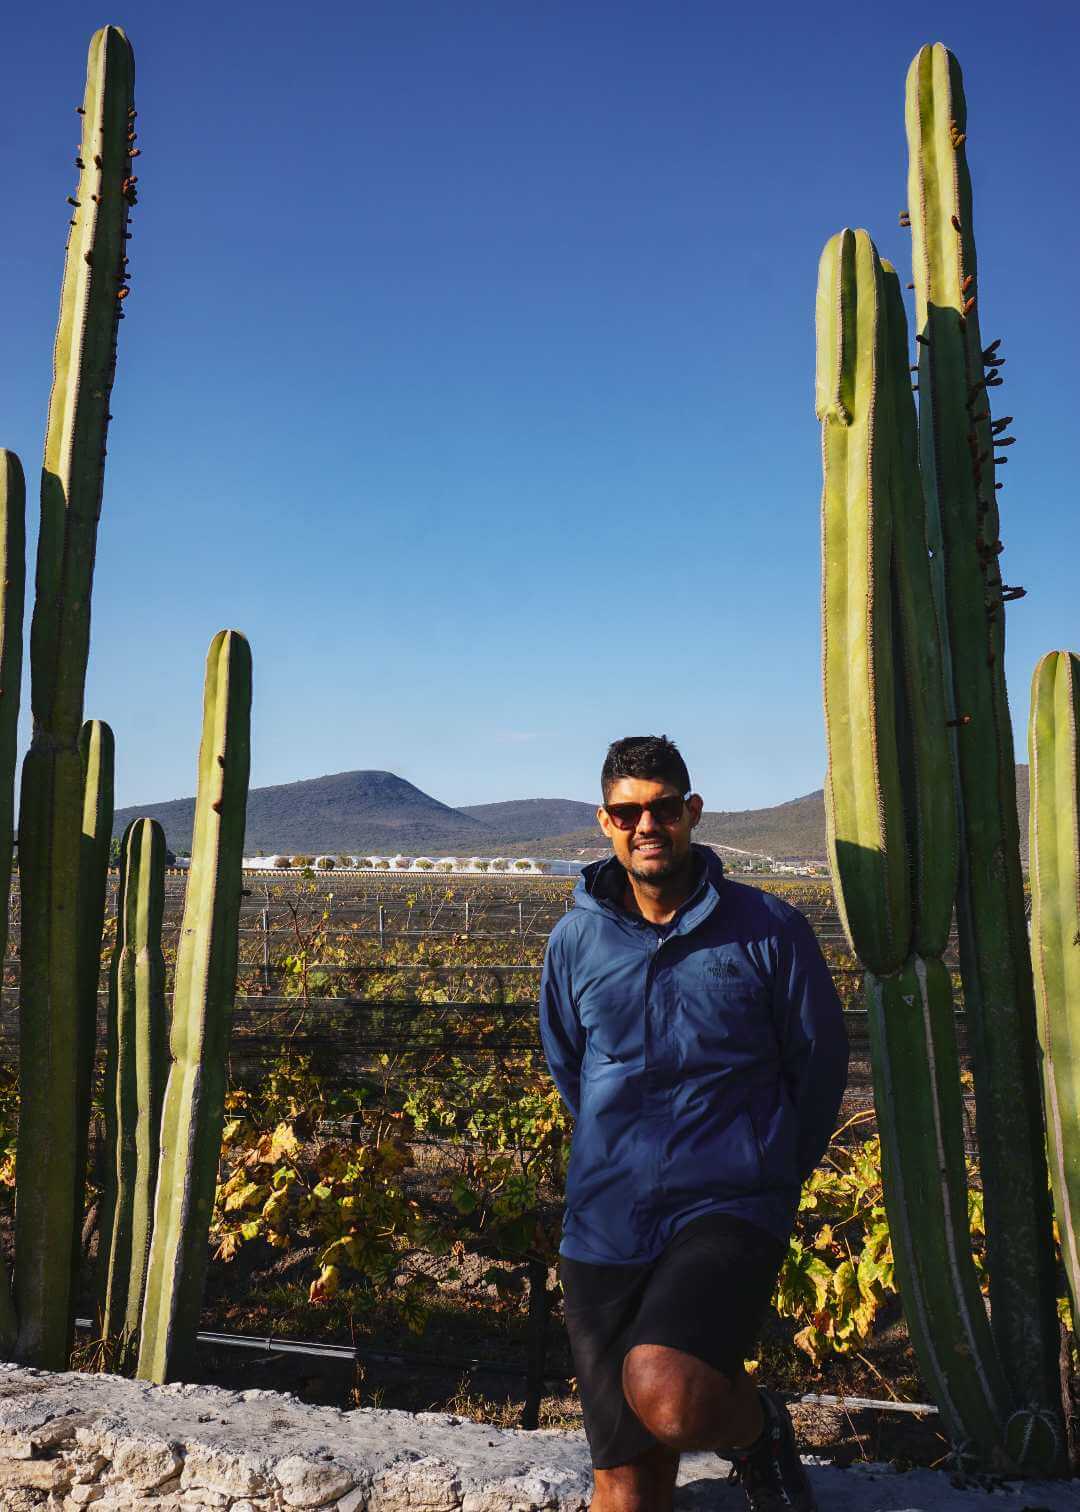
[
  {"x1": 0, "y1": 1365, "x2": 592, "y2": 1511},
  {"x1": 2, "y1": 1364, "x2": 1079, "y2": 1512}
]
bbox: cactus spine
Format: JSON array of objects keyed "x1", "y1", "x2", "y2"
[
  {"x1": 15, "y1": 25, "x2": 135, "y2": 1369},
  {"x1": 818, "y1": 227, "x2": 1011, "y2": 1465},
  {"x1": 138, "y1": 630, "x2": 252, "y2": 1383},
  {"x1": 100, "y1": 818, "x2": 166, "y2": 1365},
  {"x1": 1029, "y1": 652, "x2": 1080, "y2": 1321},
  {"x1": 72, "y1": 718, "x2": 114, "y2": 1326},
  {"x1": 905, "y1": 43, "x2": 1060, "y2": 1429}
]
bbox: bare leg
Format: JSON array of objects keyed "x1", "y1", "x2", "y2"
[
  {"x1": 591, "y1": 1443, "x2": 680, "y2": 1512},
  {"x1": 621, "y1": 1343, "x2": 763, "y2": 1452}
]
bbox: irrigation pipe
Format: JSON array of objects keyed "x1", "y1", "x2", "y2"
[{"x1": 71, "y1": 1318, "x2": 938, "y2": 1414}]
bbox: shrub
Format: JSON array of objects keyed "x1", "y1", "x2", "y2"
[
  {"x1": 272, "y1": 856, "x2": 292, "y2": 869},
  {"x1": 414, "y1": 858, "x2": 434, "y2": 871},
  {"x1": 336, "y1": 856, "x2": 353, "y2": 868},
  {"x1": 315, "y1": 856, "x2": 335, "y2": 870},
  {"x1": 292, "y1": 855, "x2": 314, "y2": 868},
  {"x1": 513, "y1": 859, "x2": 531, "y2": 870}
]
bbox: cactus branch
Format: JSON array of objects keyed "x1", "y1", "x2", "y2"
[
  {"x1": 15, "y1": 25, "x2": 135, "y2": 1371},
  {"x1": 137, "y1": 630, "x2": 252, "y2": 1383},
  {"x1": 905, "y1": 43, "x2": 1061, "y2": 1445}
]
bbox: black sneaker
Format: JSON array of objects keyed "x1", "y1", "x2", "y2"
[{"x1": 727, "y1": 1389, "x2": 817, "y2": 1512}]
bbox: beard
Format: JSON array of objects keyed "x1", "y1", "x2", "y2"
[{"x1": 626, "y1": 844, "x2": 690, "y2": 886}]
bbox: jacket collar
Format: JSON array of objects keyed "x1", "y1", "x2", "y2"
[{"x1": 573, "y1": 844, "x2": 726, "y2": 937}]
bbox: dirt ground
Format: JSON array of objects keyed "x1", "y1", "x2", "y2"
[{"x1": 170, "y1": 1227, "x2": 954, "y2": 1471}]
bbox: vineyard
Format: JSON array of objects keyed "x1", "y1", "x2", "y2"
[{"x1": 0, "y1": 870, "x2": 1004, "y2": 1462}]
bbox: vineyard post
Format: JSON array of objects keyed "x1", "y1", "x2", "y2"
[
  {"x1": 464, "y1": 899, "x2": 470, "y2": 936},
  {"x1": 518, "y1": 901, "x2": 524, "y2": 939},
  {"x1": 261, "y1": 894, "x2": 270, "y2": 992},
  {"x1": 378, "y1": 903, "x2": 385, "y2": 948},
  {"x1": 522, "y1": 1256, "x2": 551, "y2": 1430}
]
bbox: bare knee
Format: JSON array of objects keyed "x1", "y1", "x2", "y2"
[{"x1": 622, "y1": 1343, "x2": 743, "y2": 1449}]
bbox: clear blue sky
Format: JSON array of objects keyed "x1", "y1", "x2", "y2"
[{"x1": 1, "y1": 0, "x2": 1076, "y2": 813}]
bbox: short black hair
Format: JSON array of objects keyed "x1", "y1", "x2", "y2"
[{"x1": 601, "y1": 735, "x2": 691, "y2": 803}]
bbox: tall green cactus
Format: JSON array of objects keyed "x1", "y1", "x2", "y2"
[
  {"x1": 905, "y1": 41, "x2": 1060, "y2": 1431},
  {"x1": 0, "y1": 28, "x2": 255, "y2": 1379},
  {"x1": 100, "y1": 817, "x2": 166, "y2": 1367},
  {"x1": 1029, "y1": 652, "x2": 1080, "y2": 1322},
  {"x1": 15, "y1": 25, "x2": 135, "y2": 1369},
  {"x1": 0, "y1": 453, "x2": 25, "y2": 1357},
  {"x1": 138, "y1": 630, "x2": 252, "y2": 1384},
  {"x1": 818, "y1": 227, "x2": 1012, "y2": 1467},
  {"x1": 72, "y1": 719, "x2": 114, "y2": 1331}
]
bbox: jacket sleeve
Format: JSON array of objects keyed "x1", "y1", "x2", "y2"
[
  {"x1": 775, "y1": 911, "x2": 849, "y2": 1183},
  {"x1": 539, "y1": 927, "x2": 585, "y2": 1120}
]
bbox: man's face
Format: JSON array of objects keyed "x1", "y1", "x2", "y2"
[{"x1": 596, "y1": 777, "x2": 704, "y2": 884}]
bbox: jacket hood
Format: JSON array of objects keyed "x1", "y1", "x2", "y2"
[{"x1": 573, "y1": 843, "x2": 725, "y2": 916}]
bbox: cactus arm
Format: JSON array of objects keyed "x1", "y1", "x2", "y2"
[
  {"x1": 137, "y1": 631, "x2": 252, "y2": 1383},
  {"x1": 868, "y1": 959, "x2": 1010, "y2": 1462},
  {"x1": 0, "y1": 455, "x2": 25, "y2": 963},
  {"x1": 1029, "y1": 652, "x2": 1080, "y2": 1315},
  {"x1": 72, "y1": 719, "x2": 114, "y2": 1332},
  {"x1": 0, "y1": 453, "x2": 25, "y2": 1356},
  {"x1": 101, "y1": 818, "x2": 165, "y2": 1366},
  {"x1": 97, "y1": 822, "x2": 130, "y2": 1338},
  {"x1": 33, "y1": 26, "x2": 134, "y2": 739},
  {"x1": 125, "y1": 817, "x2": 166, "y2": 1354},
  {"x1": 820, "y1": 227, "x2": 1011, "y2": 1466},
  {"x1": 15, "y1": 26, "x2": 135, "y2": 1370},
  {"x1": 906, "y1": 43, "x2": 1061, "y2": 1430},
  {"x1": 818, "y1": 227, "x2": 909, "y2": 975}
]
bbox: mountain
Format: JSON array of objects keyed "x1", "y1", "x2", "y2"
[
  {"x1": 499, "y1": 790, "x2": 832, "y2": 864},
  {"x1": 112, "y1": 765, "x2": 1034, "y2": 865},
  {"x1": 458, "y1": 798, "x2": 598, "y2": 841},
  {"x1": 112, "y1": 770, "x2": 492, "y2": 854},
  {"x1": 491, "y1": 767, "x2": 1035, "y2": 866}
]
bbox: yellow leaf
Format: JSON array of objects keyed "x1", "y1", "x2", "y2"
[{"x1": 270, "y1": 1122, "x2": 301, "y2": 1162}]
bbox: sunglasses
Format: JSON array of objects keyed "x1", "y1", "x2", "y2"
[{"x1": 603, "y1": 793, "x2": 690, "y2": 831}]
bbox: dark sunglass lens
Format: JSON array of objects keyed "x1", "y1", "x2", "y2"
[
  {"x1": 652, "y1": 796, "x2": 685, "y2": 824},
  {"x1": 606, "y1": 803, "x2": 643, "y2": 829}
]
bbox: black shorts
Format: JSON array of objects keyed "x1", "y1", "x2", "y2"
[{"x1": 560, "y1": 1212, "x2": 787, "y2": 1470}]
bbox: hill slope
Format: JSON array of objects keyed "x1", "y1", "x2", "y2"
[
  {"x1": 458, "y1": 798, "x2": 597, "y2": 841},
  {"x1": 113, "y1": 765, "x2": 1034, "y2": 864},
  {"x1": 113, "y1": 770, "x2": 491, "y2": 854},
  {"x1": 509, "y1": 768, "x2": 1034, "y2": 866}
]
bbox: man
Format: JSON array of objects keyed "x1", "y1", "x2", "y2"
[{"x1": 540, "y1": 736, "x2": 848, "y2": 1512}]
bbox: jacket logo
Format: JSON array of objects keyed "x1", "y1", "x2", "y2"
[{"x1": 706, "y1": 960, "x2": 740, "y2": 980}]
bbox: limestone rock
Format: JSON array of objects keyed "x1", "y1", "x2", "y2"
[{"x1": 275, "y1": 1453, "x2": 357, "y2": 1507}]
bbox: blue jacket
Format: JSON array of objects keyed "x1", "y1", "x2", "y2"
[{"x1": 539, "y1": 846, "x2": 848, "y2": 1263}]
